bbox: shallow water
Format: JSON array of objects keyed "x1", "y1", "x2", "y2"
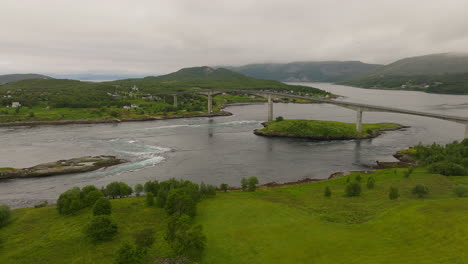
[{"x1": 1, "y1": 83, "x2": 467, "y2": 208}]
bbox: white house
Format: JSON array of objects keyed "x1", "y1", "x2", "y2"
[{"x1": 11, "y1": 102, "x2": 21, "y2": 108}]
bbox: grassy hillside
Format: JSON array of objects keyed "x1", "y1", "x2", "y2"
[
  {"x1": 224, "y1": 61, "x2": 382, "y2": 82},
  {"x1": 1, "y1": 167, "x2": 468, "y2": 263},
  {"x1": 0, "y1": 74, "x2": 51, "y2": 85},
  {"x1": 342, "y1": 53, "x2": 468, "y2": 94},
  {"x1": 255, "y1": 119, "x2": 400, "y2": 139}
]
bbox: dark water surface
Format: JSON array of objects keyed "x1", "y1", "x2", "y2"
[{"x1": 1, "y1": 83, "x2": 467, "y2": 207}]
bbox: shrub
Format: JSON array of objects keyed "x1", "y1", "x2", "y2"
[
  {"x1": 146, "y1": 192, "x2": 154, "y2": 206},
  {"x1": 324, "y1": 186, "x2": 332, "y2": 197},
  {"x1": 248, "y1": 176, "x2": 259, "y2": 192},
  {"x1": 143, "y1": 181, "x2": 159, "y2": 196},
  {"x1": 220, "y1": 183, "x2": 228, "y2": 192},
  {"x1": 241, "y1": 178, "x2": 248, "y2": 191},
  {"x1": 114, "y1": 242, "x2": 145, "y2": 264},
  {"x1": 345, "y1": 182, "x2": 362, "y2": 197},
  {"x1": 0, "y1": 204, "x2": 11, "y2": 227},
  {"x1": 412, "y1": 184, "x2": 429, "y2": 198},
  {"x1": 428, "y1": 161, "x2": 467, "y2": 176},
  {"x1": 275, "y1": 116, "x2": 284, "y2": 122},
  {"x1": 84, "y1": 190, "x2": 104, "y2": 207},
  {"x1": 346, "y1": 176, "x2": 350, "y2": 183},
  {"x1": 166, "y1": 214, "x2": 206, "y2": 261},
  {"x1": 85, "y1": 215, "x2": 118, "y2": 242},
  {"x1": 134, "y1": 184, "x2": 144, "y2": 196},
  {"x1": 355, "y1": 174, "x2": 362, "y2": 182},
  {"x1": 134, "y1": 228, "x2": 155, "y2": 248},
  {"x1": 81, "y1": 185, "x2": 99, "y2": 197},
  {"x1": 57, "y1": 187, "x2": 83, "y2": 215},
  {"x1": 34, "y1": 201, "x2": 48, "y2": 208},
  {"x1": 366, "y1": 176, "x2": 375, "y2": 189},
  {"x1": 156, "y1": 189, "x2": 168, "y2": 208},
  {"x1": 389, "y1": 186, "x2": 399, "y2": 200},
  {"x1": 93, "y1": 197, "x2": 112, "y2": 216},
  {"x1": 454, "y1": 186, "x2": 468, "y2": 197},
  {"x1": 165, "y1": 188, "x2": 196, "y2": 217}
]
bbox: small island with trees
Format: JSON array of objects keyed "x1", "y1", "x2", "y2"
[{"x1": 254, "y1": 118, "x2": 404, "y2": 140}]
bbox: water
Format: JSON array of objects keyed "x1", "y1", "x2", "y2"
[{"x1": 1, "y1": 83, "x2": 467, "y2": 208}]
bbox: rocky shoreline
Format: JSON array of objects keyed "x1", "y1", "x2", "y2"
[
  {"x1": 254, "y1": 122, "x2": 408, "y2": 140},
  {"x1": 0, "y1": 156, "x2": 126, "y2": 180},
  {"x1": 0, "y1": 111, "x2": 232, "y2": 128}
]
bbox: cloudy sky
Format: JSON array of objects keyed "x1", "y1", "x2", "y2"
[{"x1": 1, "y1": 0, "x2": 468, "y2": 75}]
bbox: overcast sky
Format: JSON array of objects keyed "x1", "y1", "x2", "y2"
[{"x1": 1, "y1": 0, "x2": 468, "y2": 75}]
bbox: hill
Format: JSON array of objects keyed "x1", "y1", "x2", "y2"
[
  {"x1": 342, "y1": 53, "x2": 468, "y2": 94},
  {"x1": 223, "y1": 61, "x2": 383, "y2": 82},
  {"x1": 0, "y1": 74, "x2": 51, "y2": 85}
]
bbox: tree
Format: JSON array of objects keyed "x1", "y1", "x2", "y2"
[
  {"x1": 84, "y1": 190, "x2": 104, "y2": 207},
  {"x1": 412, "y1": 184, "x2": 429, "y2": 198},
  {"x1": 276, "y1": 116, "x2": 284, "y2": 122},
  {"x1": 241, "y1": 178, "x2": 248, "y2": 191},
  {"x1": 134, "y1": 228, "x2": 155, "y2": 248},
  {"x1": 81, "y1": 185, "x2": 99, "y2": 197},
  {"x1": 114, "y1": 242, "x2": 145, "y2": 264},
  {"x1": 85, "y1": 215, "x2": 118, "y2": 242},
  {"x1": 355, "y1": 174, "x2": 362, "y2": 182},
  {"x1": 248, "y1": 176, "x2": 259, "y2": 192},
  {"x1": 165, "y1": 214, "x2": 206, "y2": 261},
  {"x1": 345, "y1": 182, "x2": 362, "y2": 197},
  {"x1": 0, "y1": 204, "x2": 11, "y2": 227},
  {"x1": 220, "y1": 183, "x2": 229, "y2": 192},
  {"x1": 389, "y1": 186, "x2": 399, "y2": 200},
  {"x1": 146, "y1": 192, "x2": 154, "y2": 206},
  {"x1": 134, "y1": 184, "x2": 144, "y2": 196},
  {"x1": 324, "y1": 186, "x2": 332, "y2": 198},
  {"x1": 144, "y1": 181, "x2": 159, "y2": 195},
  {"x1": 93, "y1": 197, "x2": 112, "y2": 216},
  {"x1": 57, "y1": 187, "x2": 83, "y2": 215},
  {"x1": 366, "y1": 176, "x2": 375, "y2": 189},
  {"x1": 165, "y1": 188, "x2": 196, "y2": 217},
  {"x1": 119, "y1": 182, "x2": 133, "y2": 197},
  {"x1": 105, "y1": 182, "x2": 121, "y2": 199},
  {"x1": 156, "y1": 189, "x2": 168, "y2": 208},
  {"x1": 454, "y1": 186, "x2": 468, "y2": 197}
]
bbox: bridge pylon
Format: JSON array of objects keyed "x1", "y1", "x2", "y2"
[{"x1": 268, "y1": 94, "x2": 273, "y2": 121}]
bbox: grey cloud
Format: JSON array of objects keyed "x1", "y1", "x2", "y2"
[{"x1": 1, "y1": 0, "x2": 468, "y2": 75}]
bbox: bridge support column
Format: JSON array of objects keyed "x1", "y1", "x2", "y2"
[
  {"x1": 267, "y1": 94, "x2": 273, "y2": 121},
  {"x1": 173, "y1": 95, "x2": 178, "y2": 108},
  {"x1": 356, "y1": 109, "x2": 363, "y2": 133},
  {"x1": 465, "y1": 124, "x2": 468, "y2": 139},
  {"x1": 207, "y1": 92, "x2": 213, "y2": 114}
]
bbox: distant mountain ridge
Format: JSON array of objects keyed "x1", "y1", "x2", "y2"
[
  {"x1": 0, "y1": 74, "x2": 51, "y2": 85},
  {"x1": 342, "y1": 53, "x2": 468, "y2": 94},
  {"x1": 223, "y1": 61, "x2": 383, "y2": 82}
]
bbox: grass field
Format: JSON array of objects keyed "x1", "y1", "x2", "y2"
[
  {"x1": 256, "y1": 119, "x2": 400, "y2": 138},
  {"x1": 1, "y1": 168, "x2": 468, "y2": 263}
]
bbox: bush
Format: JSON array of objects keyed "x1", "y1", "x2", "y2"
[
  {"x1": 165, "y1": 188, "x2": 196, "y2": 217},
  {"x1": 93, "y1": 197, "x2": 112, "y2": 216},
  {"x1": 84, "y1": 190, "x2": 104, "y2": 207},
  {"x1": 355, "y1": 174, "x2": 362, "y2": 182},
  {"x1": 57, "y1": 187, "x2": 83, "y2": 215},
  {"x1": 34, "y1": 201, "x2": 48, "y2": 208},
  {"x1": 144, "y1": 181, "x2": 159, "y2": 196},
  {"x1": 248, "y1": 176, "x2": 259, "y2": 192},
  {"x1": 85, "y1": 215, "x2": 118, "y2": 242},
  {"x1": 428, "y1": 161, "x2": 467, "y2": 176},
  {"x1": 241, "y1": 178, "x2": 248, "y2": 191},
  {"x1": 134, "y1": 228, "x2": 155, "y2": 248},
  {"x1": 220, "y1": 183, "x2": 228, "y2": 192},
  {"x1": 134, "y1": 184, "x2": 143, "y2": 196},
  {"x1": 366, "y1": 176, "x2": 375, "y2": 189},
  {"x1": 345, "y1": 182, "x2": 362, "y2": 197},
  {"x1": 0, "y1": 204, "x2": 11, "y2": 227},
  {"x1": 275, "y1": 116, "x2": 284, "y2": 122},
  {"x1": 412, "y1": 184, "x2": 429, "y2": 198},
  {"x1": 166, "y1": 214, "x2": 206, "y2": 261},
  {"x1": 105, "y1": 181, "x2": 133, "y2": 199},
  {"x1": 454, "y1": 186, "x2": 468, "y2": 197},
  {"x1": 146, "y1": 192, "x2": 154, "y2": 206},
  {"x1": 324, "y1": 186, "x2": 332, "y2": 197},
  {"x1": 389, "y1": 186, "x2": 399, "y2": 200},
  {"x1": 114, "y1": 242, "x2": 145, "y2": 264}
]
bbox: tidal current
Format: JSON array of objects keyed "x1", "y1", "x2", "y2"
[{"x1": 1, "y1": 83, "x2": 467, "y2": 208}]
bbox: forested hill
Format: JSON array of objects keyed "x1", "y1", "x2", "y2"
[
  {"x1": 341, "y1": 53, "x2": 468, "y2": 94},
  {"x1": 107, "y1": 66, "x2": 328, "y2": 95},
  {"x1": 222, "y1": 61, "x2": 383, "y2": 82},
  {"x1": 0, "y1": 74, "x2": 51, "y2": 85}
]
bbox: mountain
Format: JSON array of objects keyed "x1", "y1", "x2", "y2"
[
  {"x1": 223, "y1": 61, "x2": 383, "y2": 82},
  {"x1": 0, "y1": 74, "x2": 51, "y2": 85},
  {"x1": 108, "y1": 66, "x2": 328, "y2": 95},
  {"x1": 342, "y1": 53, "x2": 468, "y2": 94},
  {"x1": 49, "y1": 73, "x2": 148, "y2": 82}
]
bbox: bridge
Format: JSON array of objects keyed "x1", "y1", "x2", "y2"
[{"x1": 167, "y1": 89, "x2": 468, "y2": 138}]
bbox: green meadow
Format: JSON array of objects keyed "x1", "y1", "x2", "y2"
[{"x1": 1, "y1": 167, "x2": 468, "y2": 263}]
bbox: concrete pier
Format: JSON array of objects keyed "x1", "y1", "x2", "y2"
[
  {"x1": 207, "y1": 92, "x2": 213, "y2": 113},
  {"x1": 465, "y1": 124, "x2": 468, "y2": 139},
  {"x1": 268, "y1": 94, "x2": 273, "y2": 121},
  {"x1": 356, "y1": 109, "x2": 363, "y2": 133},
  {"x1": 173, "y1": 95, "x2": 178, "y2": 108}
]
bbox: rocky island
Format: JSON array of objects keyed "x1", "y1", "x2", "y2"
[
  {"x1": 254, "y1": 119, "x2": 406, "y2": 140},
  {"x1": 0, "y1": 156, "x2": 126, "y2": 180}
]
